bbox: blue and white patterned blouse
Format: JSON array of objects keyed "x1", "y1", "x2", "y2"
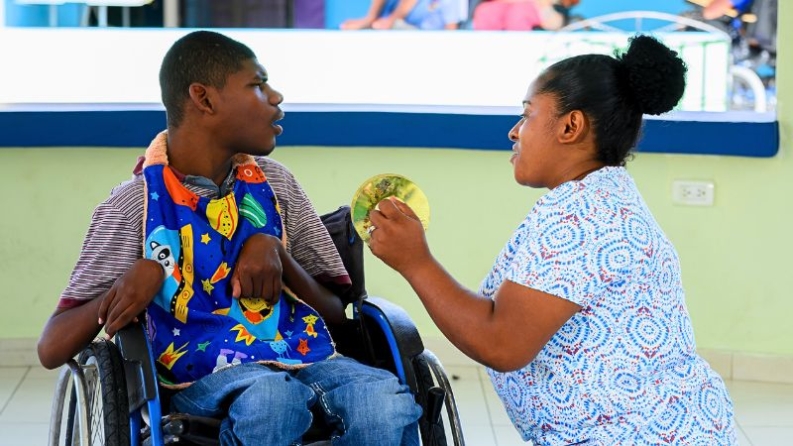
[{"x1": 482, "y1": 167, "x2": 736, "y2": 445}]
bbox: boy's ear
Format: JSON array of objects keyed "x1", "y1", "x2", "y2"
[
  {"x1": 557, "y1": 110, "x2": 588, "y2": 144},
  {"x1": 188, "y1": 83, "x2": 215, "y2": 114}
]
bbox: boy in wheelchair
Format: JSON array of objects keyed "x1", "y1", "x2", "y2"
[{"x1": 38, "y1": 30, "x2": 422, "y2": 445}]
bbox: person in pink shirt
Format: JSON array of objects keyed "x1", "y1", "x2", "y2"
[{"x1": 472, "y1": 0, "x2": 579, "y2": 31}]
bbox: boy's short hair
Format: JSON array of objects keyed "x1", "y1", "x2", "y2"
[{"x1": 160, "y1": 31, "x2": 257, "y2": 127}]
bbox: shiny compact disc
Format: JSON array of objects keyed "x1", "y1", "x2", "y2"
[{"x1": 351, "y1": 174, "x2": 430, "y2": 243}]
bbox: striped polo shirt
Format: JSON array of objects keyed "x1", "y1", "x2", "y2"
[{"x1": 58, "y1": 156, "x2": 349, "y2": 309}]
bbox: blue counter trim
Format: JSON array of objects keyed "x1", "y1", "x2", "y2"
[{"x1": 0, "y1": 107, "x2": 779, "y2": 157}]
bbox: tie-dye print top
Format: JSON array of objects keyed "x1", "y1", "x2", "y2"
[
  {"x1": 142, "y1": 137, "x2": 335, "y2": 388},
  {"x1": 481, "y1": 167, "x2": 736, "y2": 445}
]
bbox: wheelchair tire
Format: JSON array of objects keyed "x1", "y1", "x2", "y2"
[
  {"x1": 414, "y1": 355, "x2": 448, "y2": 446},
  {"x1": 73, "y1": 339, "x2": 131, "y2": 446},
  {"x1": 64, "y1": 383, "x2": 78, "y2": 445}
]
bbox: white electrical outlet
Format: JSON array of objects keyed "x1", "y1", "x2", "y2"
[{"x1": 672, "y1": 180, "x2": 715, "y2": 206}]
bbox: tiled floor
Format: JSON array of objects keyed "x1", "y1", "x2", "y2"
[{"x1": 1, "y1": 365, "x2": 792, "y2": 445}]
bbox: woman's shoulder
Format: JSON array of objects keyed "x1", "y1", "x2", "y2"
[{"x1": 532, "y1": 167, "x2": 639, "y2": 221}]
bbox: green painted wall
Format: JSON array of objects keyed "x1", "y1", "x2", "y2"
[{"x1": 1, "y1": 4, "x2": 790, "y2": 356}]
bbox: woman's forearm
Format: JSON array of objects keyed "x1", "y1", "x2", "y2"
[{"x1": 400, "y1": 258, "x2": 506, "y2": 367}]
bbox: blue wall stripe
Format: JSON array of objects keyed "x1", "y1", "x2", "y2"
[{"x1": 0, "y1": 109, "x2": 779, "y2": 158}]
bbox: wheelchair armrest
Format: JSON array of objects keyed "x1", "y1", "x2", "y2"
[
  {"x1": 115, "y1": 322, "x2": 158, "y2": 412},
  {"x1": 362, "y1": 297, "x2": 425, "y2": 359},
  {"x1": 359, "y1": 296, "x2": 426, "y2": 393}
]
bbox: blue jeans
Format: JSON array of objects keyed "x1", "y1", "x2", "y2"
[{"x1": 170, "y1": 356, "x2": 422, "y2": 446}]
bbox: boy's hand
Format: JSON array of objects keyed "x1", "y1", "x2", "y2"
[
  {"x1": 231, "y1": 233, "x2": 283, "y2": 306},
  {"x1": 98, "y1": 259, "x2": 164, "y2": 337}
]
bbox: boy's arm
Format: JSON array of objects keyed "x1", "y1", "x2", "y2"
[
  {"x1": 38, "y1": 298, "x2": 105, "y2": 370},
  {"x1": 38, "y1": 187, "x2": 146, "y2": 369},
  {"x1": 38, "y1": 259, "x2": 163, "y2": 369},
  {"x1": 279, "y1": 245, "x2": 345, "y2": 324}
]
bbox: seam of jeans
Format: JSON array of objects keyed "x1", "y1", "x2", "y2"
[
  {"x1": 173, "y1": 364, "x2": 260, "y2": 416},
  {"x1": 311, "y1": 382, "x2": 347, "y2": 435},
  {"x1": 219, "y1": 426, "x2": 238, "y2": 446}
]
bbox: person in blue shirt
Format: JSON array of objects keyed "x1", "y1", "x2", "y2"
[{"x1": 341, "y1": 0, "x2": 466, "y2": 30}]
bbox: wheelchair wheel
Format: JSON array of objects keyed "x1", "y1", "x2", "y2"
[
  {"x1": 65, "y1": 339, "x2": 131, "y2": 446},
  {"x1": 417, "y1": 350, "x2": 465, "y2": 446},
  {"x1": 414, "y1": 354, "x2": 448, "y2": 446}
]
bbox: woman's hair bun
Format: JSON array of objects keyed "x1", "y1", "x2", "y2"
[{"x1": 618, "y1": 35, "x2": 687, "y2": 115}]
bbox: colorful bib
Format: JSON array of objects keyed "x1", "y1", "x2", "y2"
[{"x1": 141, "y1": 133, "x2": 336, "y2": 387}]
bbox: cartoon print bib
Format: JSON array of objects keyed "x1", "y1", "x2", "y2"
[{"x1": 141, "y1": 132, "x2": 336, "y2": 387}]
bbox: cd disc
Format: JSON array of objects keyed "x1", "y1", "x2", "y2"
[{"x1": 351, "y1": 174, "x2": 430, "y2": 243}]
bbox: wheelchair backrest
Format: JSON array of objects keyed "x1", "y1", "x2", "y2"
[{"x1": 320, "y1": 205, "x2": 367, "y2": 307}]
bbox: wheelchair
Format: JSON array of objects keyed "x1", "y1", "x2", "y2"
[{"x1": 48, "y1": 206, "x2": 465, "y2": 446}]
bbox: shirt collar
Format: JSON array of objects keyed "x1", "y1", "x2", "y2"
[{"x1": 133, "y1": 155, "x2": 237, "y2": 198}]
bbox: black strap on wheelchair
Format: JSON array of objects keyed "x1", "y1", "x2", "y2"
[
  {"x1": 320, "y1": 206, "x2": 377, "y2": 365},
  {"x1": 319, "y1": 205, "x2": 365, "y2": 306},
  {"x1": 355, "y1": 291, "x2": 378, "y2": 367}
]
